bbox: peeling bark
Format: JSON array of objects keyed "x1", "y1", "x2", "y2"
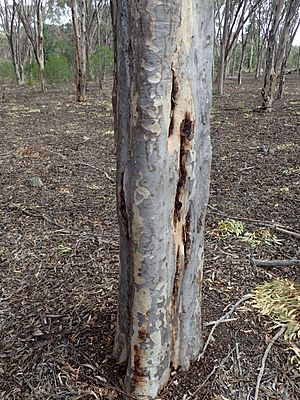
[{"x1": 112, "y1": 1, "x2": 213, "y2": 399}]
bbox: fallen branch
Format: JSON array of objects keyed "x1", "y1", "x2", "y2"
[
  {"x1": 254, "y1": 326, "x2": 285, "y2": 400},
  {"x1": 275, "y1": 226, "x2": 300, "y2": 239},
  {"x1": 208, "y1": 205, "x2": 300, "y2": 239},
  {"x1": 198, "y1": 294, "x2": 251, "y2": 360},
  {"x1": 252, "y1": 258, "x2": 300, "y2": 267}
]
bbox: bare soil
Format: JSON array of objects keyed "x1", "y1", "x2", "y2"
[{"x1": 0, "y1": 75, "x2": 299, "y2": 400}]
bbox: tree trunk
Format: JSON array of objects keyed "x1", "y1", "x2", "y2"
[
  {"x1": 238, "y1": 28, "x2": 246, "y2": 85},
  {"x1": 218, "y1": 0, "x2": 230, "y2": 95},
  {"x1": 112, "y1": 1, "x2": 213, "y2": 399},
  {"x1": 255, "y1": 47, "x2": 263, "y2": 79},
  {"x1": 231, "y1": 45, "x2": 237, "y2": 76},
  {"x1": 277, "y1": 46, "x2": 288, "y2": 99},
  {"x1": 80, "y1": 0, "x2": 87, "y2": 96},
  {"x1": 71, "y1": 0, "x2": 87, "y2": 102},
  {"x1": 36, "y1": 0, "x2": 45, "y2": 92},
  {"x1": 248, "y1": 36, "x2": 253, "y2": 73},
  {"x1": 261, "y1": 0, "x2": 284, "y2": 111}
]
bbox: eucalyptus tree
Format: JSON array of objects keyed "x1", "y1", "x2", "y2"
[
  {"x1": 276, "y1": 0, "x2": 300, "y2": 99},
  {"x1": 261, "y1": 0, "x2": 284, "y2": 110},
  {"x1": 0, "y1": 0, "x2": 29, "y2": 85},
  {"x1": 17, "y1": 0, "x2": 46, "y2": 92},
  {"x1": 112, "y1": 0, "x2": 214, "y2": 399},
  {"x1": 70, "y1": 0, "x2": 87, "y2": 101},
  {"x1": 216, "y1": 0, "x2": 263, "y2": 94}
]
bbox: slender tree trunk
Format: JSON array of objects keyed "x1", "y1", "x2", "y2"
[
  {"x1": 261, "y1": 0, "x2": 284, "y2": 111},
  {"x1": 71, "y1": 0, "x2": 87, "y2": 101},
  {"x1": 255, "y1": 47, "x2": 262, "y2": 78},
  {"x1": 277, "y1": 44, "x2": 288, "y2": 99},
  {"x1": 248, "y1": 36, "x2": 253, "y2": 72},
  {"x1": 231, "y1": 45, "x2": 237, "y2": 76},
  {"x1": 238, "y1": 28, "x2": 245, "y2": 85},
  {"x1": 218, "y1": 0, "x2": 230, "y2": 94},
  {"x1": 36, "y1": 0, "x2": 45, "y2": 92},
  {"x1": 277, "y1": 18, "x2": 300, "y2": 99},
  {"x1": 80, "y1": 0, "x2": 87, "y2": 94},
  {"x1": 112, "y1": 1, "x2": 213, "y2": 399},
  {"x1": 276, "y1": 2, "x2": 300, "y2": 99}
]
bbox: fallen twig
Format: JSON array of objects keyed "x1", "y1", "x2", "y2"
[
  {"x1": 254, "y1": 326, "x2": 285, "y2": 400},
  {"x1": 8, "y1": 203, "x2": 65, "y2": 229},
  {"x1": 275, "y1": 226, "x2": 300, "y2": 239},
  {"x1": 204, "y1": 317, "x2": 238, "y2": 327},
  {"x1": 208, "y1": 205, "x2": 300, "y2": 239},
  {"x1": 47, "y1": 148, "x2": 115, "y2": 183},
  {"x1": 8, "y1": 203, "x2": 110, "y2": 246},
  {"x1": 186, "y1": 365, "x2": 219, "y2": 399},
  {"x1": 252, "y1": 258, "x2": 299, "y2": 267},
  {"x1": 199, "y1": 294, "x2": 251, "y2": 360},
  {"x1": 76, "y1": 162, "x2": 115, "y2": 183}
]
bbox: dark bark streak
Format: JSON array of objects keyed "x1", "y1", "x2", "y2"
[
  {"x1": 132, "y1": 345, "x2": 147, "y2": 385},
  {"x1": 183, "y1": 208, "x2": 192, "y2": 268},
  {"x1": 168, "y1": 68, "x2": 179, "y2": 137},
  {"x1": 173, "y1": 113, "x2": 194, "y2": 223},
  {"x1": 119, "y1": 172, "x2": 130, "y2": 241}
]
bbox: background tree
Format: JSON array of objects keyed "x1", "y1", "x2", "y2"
[
  {"x1": 0, "y1": 0, "x2": 29, "y2": 85},
  {"x1": 261, "y1": 0, "x2": 284, "y2": 110},
  {"x1": 112, "y1": 0, "x2": 214, "y2": 398},
  {"x1": 16, "y1": 0, "x2": 46, "y2": 92},
  {"x1": 275, "y1": 0, "x2": 300, "y2": 99},
  {"x1": 71, "y1": 0, "x2": 87, "y2": 101}
]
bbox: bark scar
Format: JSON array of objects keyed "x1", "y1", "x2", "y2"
[
  {"x1": 168, "y1": 67, "x2": 179, "y2": 137},
  {"x1": 120, "y1": 172, "x2": 130, "y2": 240}
]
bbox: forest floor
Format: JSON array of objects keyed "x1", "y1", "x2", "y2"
[{"x1": 0, "y1": 74, "x2": 299, "y2": 400}]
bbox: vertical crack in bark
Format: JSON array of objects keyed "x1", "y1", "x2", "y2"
[
  {"x1": 168, "y1": 67, "x2": 179, "y2": 137},
  {"x1": 119, "y1": 171, "x2": 130, "y2": 241},
  {"x1": 171, "y1": 113, "x2": 195, "y2": 364},
  {"x1": 173, "y1": 112, "x2": 194, "y2": 223},
  {"x1": 183, "y1": 207, "x2": 192, "y2": 268}
]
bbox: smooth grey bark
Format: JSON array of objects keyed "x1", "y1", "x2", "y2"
[
  {"x1": 71, "y1": 0, "x2": 87, "y2": 101},
  {"x1": 218, "y1": 0, "x2": 230, "y2": 94},
  {"x1": 112, "y1": 1, "x2": 213, "y2": 399}
]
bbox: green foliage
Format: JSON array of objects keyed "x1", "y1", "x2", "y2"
[
  {"x1": 45, "y1": 55, "x2": 73, "y2": 83},
  {"x1": 209, "y1": 219, "x2": 246, "y2": 238},
  {"x1": 25, "y1": 62, "x2": 39, "y2": 85},
  {"x1": 250, "y1": 279, "x2": 300, "y2": 342},
  {"x1": 287, "y1": 46, "x2": 300, "y2": 70},
  {"x1": 89, "y1": 45, "x2": 114, "y2": 80},
  {"x1": 58, "y1": 243, "x2": 72, "y2": 254},
  {"x1": 0, "y1": 61, "x2": 16, "y2": 83},
  {"x1": 240, "y1": 228, "x2": 282, "y2": 246},
  {"x1": 209, "y1": 219, "x2": 282, "y2": 247}
]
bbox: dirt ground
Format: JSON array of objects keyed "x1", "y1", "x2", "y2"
[{"x1": 0, "y1": 74, "x2": 299, "y2": 400}]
